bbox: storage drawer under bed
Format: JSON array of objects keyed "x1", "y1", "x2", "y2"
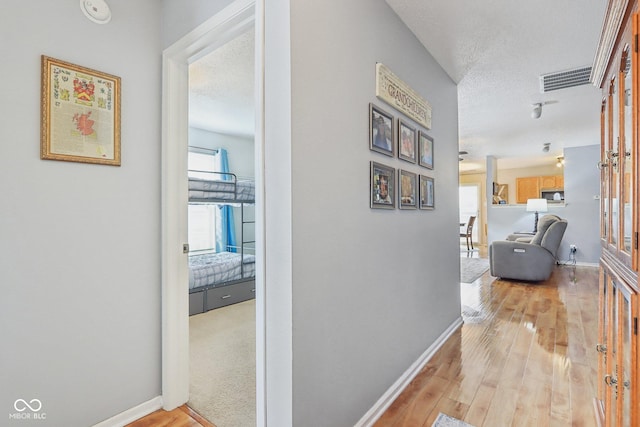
[
  {"x1": 205, "y1": 280, "x2": 255, "y2": 311},
  {"x1": 189, "y1": 279, "x2": 256, "y2": 315}
]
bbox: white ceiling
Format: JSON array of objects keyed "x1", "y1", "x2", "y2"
[
  {"x1": 189, "y1": 28, "x2": 255, "y2": 137},
  {"x1": 189, "y1": 2, "x2": 607, "y2": 173},
  {"x1": 386, "y1": 0, "x2": 607, "y2": 173}
]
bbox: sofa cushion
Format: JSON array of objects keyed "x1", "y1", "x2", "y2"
[{"x1": 530, "y1": 215, "x2": 560, "y2": 246}]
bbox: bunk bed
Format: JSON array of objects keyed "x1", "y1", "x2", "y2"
[{"x1": 188, "y1": 168, "x2": 256, "y2": 315}]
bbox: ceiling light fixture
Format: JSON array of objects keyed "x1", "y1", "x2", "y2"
[
  {"x1": 532, "y1": 103, "x2": 543, "y2": 119},
  {"x1": 531, "y1": 100, "x2": 558, "y2": 119},
  {"x1": 542, "y1": 143, "x2": 550, "y2": 153},
  {"x1": 556, "y1": 157, "x2": 565, "y2": 167}
]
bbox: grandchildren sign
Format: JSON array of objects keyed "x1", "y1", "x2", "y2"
[{"x1": 375, "y1": 62, "x2": 431, "y2": 129}]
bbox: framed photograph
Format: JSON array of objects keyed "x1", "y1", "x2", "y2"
[
  {"x1": 370, "y1": 161, "x2": 396, "y2": 209},
  {"x1": 398, "y1": 119, "x2": 417, "y2": 163},
  {"x1": 369, "y1": 103, "x2": 395, "y2": 157},
  {"x1": 418, "y1": 131, "x2": 434, "y2": 169},
  {"x1": 41, "y1": 55, "x2": 121, "y2": 166},
  {"x1": 419, "y1": 175, "x2": 435, "y2": 210},
  {"x1": 399, "y1": 170, "x2": 417, "y2": 209}
]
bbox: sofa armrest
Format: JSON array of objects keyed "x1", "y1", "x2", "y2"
[{"x1": 489, "y1": 241, "x2": 556, "y2": 281}]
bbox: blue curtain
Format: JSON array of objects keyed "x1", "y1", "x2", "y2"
[{"x1": 215, "y1": 149, "x2": 237, "y2": 253}]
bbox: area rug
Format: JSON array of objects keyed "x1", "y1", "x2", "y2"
[
  {"x1": 460, "y1": 257, "x2": 490, "y2": 283},
  {"x1": 431, "y1": 412, "x2": 476, "y2": 427},
  {"x1": 189, "y1": 299, "x2": 256, "y2": 427}
]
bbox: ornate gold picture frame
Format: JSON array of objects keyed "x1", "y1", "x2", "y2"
[{"x1": 41, "y1": 55, "x2": 121, "y2": 166}]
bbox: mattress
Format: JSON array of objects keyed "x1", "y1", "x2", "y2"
[
  {"x1": 189, "y1": 251, "x2": 256, "y2": 290},
  {"x1": 188, "y1": 177, "x2": 255, "y2": 202}
]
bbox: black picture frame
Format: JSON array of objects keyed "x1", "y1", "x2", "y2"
[
  {"x1": 398, "y1": 119, "x2": 417, "y2": 163},
  {"x1": 399, "y1": 169, "x2": 417, "y2": 209},
  {"x1": 370, "y1": 161, "x2": 396, "y2": 209},
  {"x1": 418, "y1": 131, "x2": 434, "y2": 169},
  {"x1": 419, "y1": 175, "x2": 435, "y2": 210},
  {"x1": 369, "y1": 103, "x2": 395, "y2": 157}
]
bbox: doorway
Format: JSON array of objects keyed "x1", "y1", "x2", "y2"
[
  {"x1": 186, "y1": 26, "x2": 256, "y2": 426},
  {"x1": 459, "y1": 184, "x2": 480, "y2": 247},
  {"x1": 161, "y1": 0, "x2": 265, "y2": 424}
]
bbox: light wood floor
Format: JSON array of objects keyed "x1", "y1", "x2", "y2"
[
  {"x1": 375, "y1": 260, "x2": 599, "y2": 427},
  {"x1": 130, "y1": 253, "x2": 598, "y2": 427},
  {"x1": 126, "y1": 405, "x2": 215, "y2": 427}
]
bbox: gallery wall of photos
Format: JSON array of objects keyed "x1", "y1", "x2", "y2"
[{"x1": 369, "y1": 102, "x2": 434, "y2": 211}]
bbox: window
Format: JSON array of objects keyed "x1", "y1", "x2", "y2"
[{"x1": 188, "y1": 150, "x2": 219, "y2": 252}]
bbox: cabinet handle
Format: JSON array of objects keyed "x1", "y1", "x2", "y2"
[
  {"x1": 221, "y1": 295, "x2": 231, "y2": 299},
  {"x1": 597, "y1": 161, "x2": 609, "y2": 169},
  {"x1": 604, "y1": 374, "x2": 618, "y2": 386},
  {"x1": 596, "y1": 343, "x2": 607, "y2": 353}
]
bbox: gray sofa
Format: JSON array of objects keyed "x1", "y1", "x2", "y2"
[{"x1": 489, "y1": 215, "x2": 567, "y2": 282}]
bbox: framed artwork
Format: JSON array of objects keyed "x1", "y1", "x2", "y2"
[
  {"x1": 370, "y1": 161, "x2": 396, "y2": 209},
  {"x1": 41, "y1": 55, "x2": 121, "y2": 166},
  {"x1": 369, "y1": 103, "x2": 395, "y2": 157},
  {"x1": 399, "y1": 170, "x2": 417, "y2": 209},
  {"x1": 419, "y1": 175, "x2": 435, "y2": 210},
  {"x1": 418, "y1": 131, "x2": 434, "y2": 169},
  {"x1": 398, "y1": 119, "x2": 417, "y2": 163}
]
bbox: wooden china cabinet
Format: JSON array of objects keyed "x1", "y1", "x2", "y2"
[{"x1": 593, "y1": 1, "x2": 640, "y2": 425}]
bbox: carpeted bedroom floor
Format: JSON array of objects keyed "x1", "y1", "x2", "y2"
[{"x1": 189, "y1": 299, "x2": 256, "y2": 427}]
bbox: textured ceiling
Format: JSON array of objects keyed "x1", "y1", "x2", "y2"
[
  {"x1": 189, "y1": 3, "x2": 607, "y2": 172},
  {"x1": 385, "y1": 0, "x2": 607, "y2": 172},
  {"x1": 189, "y1": 27, "x2": 255, "y2": 137}
]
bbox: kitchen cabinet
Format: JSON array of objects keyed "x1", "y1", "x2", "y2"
[{"x1": 515, "y1": 175, "x2": 564, "y2": 203}]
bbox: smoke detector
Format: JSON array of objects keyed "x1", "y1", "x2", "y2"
[{"x1": 80, "y1": 0, "x2": 111, "y2": 24}]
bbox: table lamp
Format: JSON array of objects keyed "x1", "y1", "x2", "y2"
[{"x1": 526, "y1": 198, "x2": 548, "y2": 232}]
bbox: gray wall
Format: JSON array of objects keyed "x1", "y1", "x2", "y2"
[
  {"x1": 286, "y1": 0, "x2": 461, "y2": 425},
  {"x1": 487, "y1": 145, "x2": 601, "y2": 264},
  {"x1": 562, "y1": 145, "x2": 601, "y2": 263},
  {"x1": 0, "y1": 1, "x2": 162, "y2": 426}
]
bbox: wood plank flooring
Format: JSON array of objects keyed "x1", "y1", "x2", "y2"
[
  {"x1": 375, "y1": 261, "x2": 599, "y2": 427},
  {"x1": 126, "y1": 405, "x2": 215, "y2": 427},
  {"x1": 130, "y1": 253, "x2": 599, "y2": 427}
]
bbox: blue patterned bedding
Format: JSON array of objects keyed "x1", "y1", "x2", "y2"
[
  {"x1": 188, "y1": 177, "x2": 255, "y2": 202},
  {"x1": 189, "y1": 251, "x2": 256, "y2": 290}
]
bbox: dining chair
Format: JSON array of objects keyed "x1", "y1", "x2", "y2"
[{"x1": 460, "y1": 216, "x2": 476, "y2": 251}]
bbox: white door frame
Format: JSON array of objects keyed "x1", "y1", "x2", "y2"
[{"x1": 160, "y1": 1, "x2": 264, "y2": 423}]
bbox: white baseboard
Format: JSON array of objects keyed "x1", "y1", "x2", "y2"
[
  {"x1": 354, "y1": 317, "x2": 464, "y2": 427},
  {"x1": 575, "y1": 262, "x2": 599, "y2": 267},
  {"x1": 92, "y1": 396, "x2": 163, "y2": 427},
  {"x1": 558, "y1": 261, "x2": 599, "y2": 268}
]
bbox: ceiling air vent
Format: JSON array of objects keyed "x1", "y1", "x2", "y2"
[{"x1": 539, "y1": 66, "x2": 592, "y2": 92}]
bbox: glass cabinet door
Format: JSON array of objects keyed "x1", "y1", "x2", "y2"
[
  {"x1": 617, "y1": 282, "x2": 635, "y2": 427},
  {"x1": 611, "y1": 76, "x2": 620, "y2": 249},
  {"x1": 605, "y1": 276, "x2": 618, "y2": 427},
  {"x1": 602, "y1": 271, "x2": 638, "y2": 427},
  {"x1": 598, "y1": 268, "x2": 609, "y2": 406},
  {"x1": 621, "y1": 44, "x2": 634, "y2": 260},
  {"x1": 602, "y1": 99, "x2": 610, "y2": 243}
]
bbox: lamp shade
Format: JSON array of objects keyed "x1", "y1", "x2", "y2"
[{"x1": 526, "y1": 198, "x2": 548, "y2": 212}]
